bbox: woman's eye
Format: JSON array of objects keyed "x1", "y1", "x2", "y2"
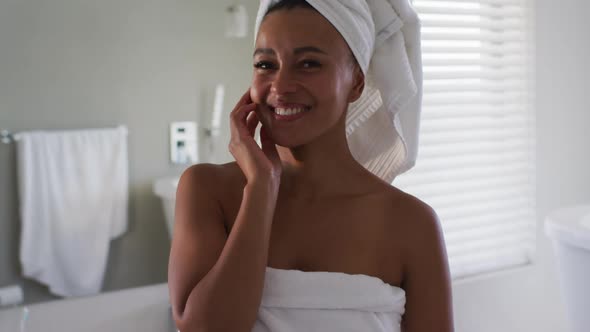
[
  {"x1": 254, "y1": 61, "x2": 274, "y2": 70},
  {"x1": 253, "y1": 60, "x2": 321, "y2": 70},
  {"x1": 301, "y1": 60, "x2": 321, "y2": 68}
]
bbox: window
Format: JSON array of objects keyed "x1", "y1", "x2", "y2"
[{"x1": 394, "y1": 0, "x2": 536, "y2": 280}]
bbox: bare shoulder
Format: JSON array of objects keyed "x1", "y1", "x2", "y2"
[
  {"x1": 181, "y1": 161, "x2": 244, "y2": 192},
  {"x1": 207, "y1": 161, "x2": 247, "y2": 220},
  {"x1": 370, "y1": 184, "x2": 444, "y2": 270},
  {"x1": 370, "y1": 183, "x2": 439, "y2": 232},
  {"x1": 385, "y1": 188, "x2": 454, "y2": 331},
  {"x1": 384, "y1": 188, "x2": 445, "y2": 270},
  {"x1": 388, "y1": 187, "x2": 440, "y2": 236},
  {"x1": 217, "y1": 161, "x2": 247, "y2": 188},
  {"x1": 385, "y1": 185, "x2": 439, "y2": 235},
  {"x1": 179, "y1": 163, "x2": 222, "y2": 188},
  {"x1": 176, "y1": 163, "x2": 241, "y2": 215},
  {"x1": 181, "y1": 162, "x2": 221, "y2": 179}
]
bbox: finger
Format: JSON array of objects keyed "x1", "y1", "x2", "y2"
[
  {"x1": 260, "y1": 125, "x2": 280, "y2": 161},
  {"x1": 260, "y1": 124, "x2": 269, "y2": 141},
  {"x1": 246, "y1": 111, "x2": 259, "y2": 138},
  {"x1": 230, "y1": 103, "x2": 256, "y2": 138},
  {"x1": 232, "y1": 88, "x2": 252, "y2": 113},
  {"x1": 229, "y1": 89, "x2": 254, "y2": 132}
]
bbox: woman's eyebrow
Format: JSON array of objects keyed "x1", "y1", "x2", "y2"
[{"x1": 253, "y1": 46, "x2": 328, "y2": 57}]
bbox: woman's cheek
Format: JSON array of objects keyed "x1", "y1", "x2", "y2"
[{"x1": 249, "y1": 77, "x2": 265, "y2": 104}]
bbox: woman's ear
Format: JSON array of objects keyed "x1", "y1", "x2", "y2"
[{"x1": 348, "y1": 65, "x2": 365, "y2": 103}]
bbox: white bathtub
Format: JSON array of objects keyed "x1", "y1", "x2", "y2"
[
  {"x1": 545, "y1": 205, "x2": 590, "y2": 332},
  {"x1": 0, "y1": 283, "x2": 175, "y2": 332}
]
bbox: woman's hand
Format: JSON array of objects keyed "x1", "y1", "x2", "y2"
[{"x1": 229, "y1": 88, "x2": 282, "y2": 186}]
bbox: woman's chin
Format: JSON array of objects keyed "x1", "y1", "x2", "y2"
[{"x1": 268, "y1": 135, "x2": 306, "y2": 148}]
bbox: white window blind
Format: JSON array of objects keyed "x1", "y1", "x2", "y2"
[{"x1": 394, "y1": 0, "x2": 536, "y2": 280}]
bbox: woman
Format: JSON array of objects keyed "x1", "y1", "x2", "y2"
[{"x1": 168, "y1": 0, "x2": 454, "y2": 331}]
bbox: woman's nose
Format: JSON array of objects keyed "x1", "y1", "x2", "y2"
[{"x1": 271, "y1": 68, "x2": 297, "y2": 94}]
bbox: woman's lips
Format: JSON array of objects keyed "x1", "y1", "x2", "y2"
[
  {"x1": 268, "y1": 104, "x2": 311, "y2": 122},
  {"x1": 271, "y1": 103, "x2": 310, "y2": 109},
  {"x1": 272, "y1": 109, "x2": 309, "y2": 121}
]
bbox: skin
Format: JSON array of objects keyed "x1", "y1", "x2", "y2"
[
  {"x1": 249, "y1": 7, "x2": 367, "y2": 202},
  {"x1": 169, "y1": 6, "x2": 454, "y2": 332}
]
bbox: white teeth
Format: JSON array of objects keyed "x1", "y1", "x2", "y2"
[{"x1": 274, "y1": 107, "x2": 307, "y2": 116}]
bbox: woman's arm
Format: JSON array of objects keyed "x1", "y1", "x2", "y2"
[
  {"x1": 168, "y1": 164, "x2": 279, "y2": 332},
  {"x1": 399, "y1": 197, "x2": 455, "y2": 332}
]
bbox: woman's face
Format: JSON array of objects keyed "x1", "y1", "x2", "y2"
[{"x1": 251, "y1": 7, "x2": 363, "y2": 147}]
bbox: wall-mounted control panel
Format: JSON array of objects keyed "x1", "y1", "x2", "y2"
[{"x1": 170, "y1": 122, "x2": 198, "y2": 165}]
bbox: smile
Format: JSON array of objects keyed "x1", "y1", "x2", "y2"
[{"x1": 269, "y1": 105, "x2": 311, "y2": 122}]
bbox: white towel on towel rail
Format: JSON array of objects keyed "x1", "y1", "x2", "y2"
[{"x1": 15, "y1": 126, "x2": 129, "y2": 297}]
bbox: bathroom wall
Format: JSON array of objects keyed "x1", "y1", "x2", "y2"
[
  {"x1": 0, "y1": 0, "x2": 258, "y2": 305},
  {"x1": 1, "y1": 0, "x2": 589, "y2": 331}
]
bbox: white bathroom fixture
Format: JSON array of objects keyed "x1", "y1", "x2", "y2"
[
  {"x1": 170, "y1": 122, "x2": 198, "y2": 165},
  {"x1": 545, "y1": 204, "x2": 590, "y2": 332},
  {"x1": 153, "y1": 177, "x2": 180, "y2": 239},
  {"x1": 0, "y1": 285, "x2": 23, "y2": 307},
  {"x1": 225, "y1": 3, "x2": 248, "y2": 38}
]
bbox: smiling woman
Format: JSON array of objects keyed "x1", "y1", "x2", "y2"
[
  {"x1": 167, "y1": 0, "x2": 454, "y2": 331},
  {"x1": 249, "y1": 6, "x2": 363, "y2": 148}
]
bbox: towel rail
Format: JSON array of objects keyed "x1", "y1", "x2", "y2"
[
  {"x1": 1, "y1": 126, "x2": 128, "y2": 144},
  {"x1": 0, "y1": 129, "x2": 18, "y2": 144}
]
